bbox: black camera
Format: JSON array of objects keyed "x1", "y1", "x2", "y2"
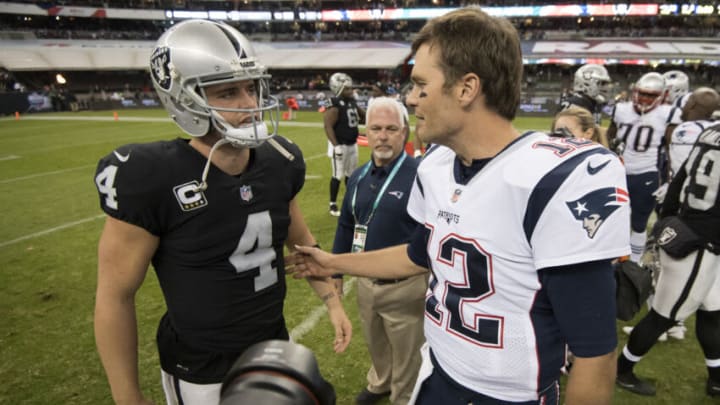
[{"x1": 220, "y1": 340, "x2": 336, "y2": 405}]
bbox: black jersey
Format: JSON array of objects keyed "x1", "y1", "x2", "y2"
[
  {"x1": 94, "y1": 137, "x2": 305, "y2": 383},
  {"x1": 662, "y1": 123, "x2": 720, "y2": 245},
  {"x1": 328, "y1": 96, "x2": 361, "y2": 145},
  {"x1": 559, "y1": 92, "x2": 603, "y2": 125}
]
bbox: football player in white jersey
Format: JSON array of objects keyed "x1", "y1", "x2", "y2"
[
  {"x1": 663, "y1": 70, "x2": 691, "y2": 109},
  {"x1": 289, "y1": 7, "x2": 629, "y2": 404},
  {"x1": 607, "y1": 72, "x2": 682, "y2": 263},
  {"x1": 93, "y1": 20, "x2": 351, "y2": 405}
]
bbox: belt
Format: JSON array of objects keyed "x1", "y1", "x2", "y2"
[{"x1": 372, "y1": 277, "x2": 408, "y2": 285}]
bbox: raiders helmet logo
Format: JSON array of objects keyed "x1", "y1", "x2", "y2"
[
  {"x1": 566, "y1": 187, "x2": 628, "y2": 238},
  {"x1": 150, "y1": 47, "x2": 172, "y2": 91}
]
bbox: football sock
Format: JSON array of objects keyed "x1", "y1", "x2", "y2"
[
  {"x1": 697, "y1": 310, "x2": 720, "y2": 381},
  {"x1": 625, "y1": 309, "x2": 675, "y2": 360},
  {"x1": 330, "y1": 178, "x2": 340, "y2": 203},
  {"x1": 630, "y1": 230, "x2": 647, "y2": 263}
]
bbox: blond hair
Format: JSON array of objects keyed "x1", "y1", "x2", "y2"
[{"x1": 552, "y1": 106, "x2": 608, "y2": 147}]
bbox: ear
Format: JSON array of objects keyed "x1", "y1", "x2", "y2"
[{"x1": 457, "y1": 73, "x2": 481, "y2": 107}]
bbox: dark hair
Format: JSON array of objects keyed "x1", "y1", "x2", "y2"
[{"x1": 411, "y1": 7, "x2": 523, "y2": 120}]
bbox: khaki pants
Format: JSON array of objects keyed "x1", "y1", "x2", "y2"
[{"x1": 357, "y1": 274, "x2": 427, "y2": 405}]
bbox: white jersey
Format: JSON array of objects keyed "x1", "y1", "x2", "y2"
[
  {"x1": 407, "y1": 133, "x2": 630, "y2": 402},
  {"x1": 669, "y1": 119, "x2": 714, "y2": 177},
  {"x1": 674, "y1": 92, "x2": 691, "y2": 109},
  {"x1": 612, "y1": 101, "x2": 678, "y2": 175}
]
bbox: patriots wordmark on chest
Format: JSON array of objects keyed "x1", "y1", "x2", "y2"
[{"x1": 437, "y1": 210, "x2": 460, "y2": 225}]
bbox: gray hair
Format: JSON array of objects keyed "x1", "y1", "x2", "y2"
[{"x1": 366, "y1": 96, "x2": 408, "y2": 127}]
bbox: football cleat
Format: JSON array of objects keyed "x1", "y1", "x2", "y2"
[
  {"x1": 616, "y1": 371, "x2": 657, "y2": 396},
  {"x1": 329, "y1": 202, "x2": 340, "y2": 217},
  {"x1": 708, "y1": 379, "x2": 720, "y2": 397},
  {"x1": 666, "y1": 324, "x2": 686, "y2": 340}
]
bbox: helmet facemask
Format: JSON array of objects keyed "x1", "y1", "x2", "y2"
[{"x1": 632, "y1": 73, "x2": 667, "y2": 114}]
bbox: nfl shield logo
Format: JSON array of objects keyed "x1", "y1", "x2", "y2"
[
  {"x1": 451, "y1": 188, "x2": 462, "y2": 203},
  {"x1": 240, "y1": 185, "x2": 253, "y2": 202}
]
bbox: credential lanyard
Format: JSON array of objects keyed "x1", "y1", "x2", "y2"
[{"x1": 351, "y1": 153, "x2": 407, "y2": 226}]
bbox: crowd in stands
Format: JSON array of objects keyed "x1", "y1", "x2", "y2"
[{"x1": 2, "y1": 6, "x2": 720, "y2": 41}]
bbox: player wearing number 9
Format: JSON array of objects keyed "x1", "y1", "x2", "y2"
[
  {"x1": 288, "y1": 7, "x2": 629, "y2": 405},
  {"x1": 93, "y1": 19, "x2": 351, "y2": 405}
]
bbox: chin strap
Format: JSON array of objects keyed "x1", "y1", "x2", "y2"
[
  {"x1": 194, "y1": 137, "x2": 229, "y2": 192},
  {"x1": 193, "y1": 130, "x2": 294, "y2": 193}
]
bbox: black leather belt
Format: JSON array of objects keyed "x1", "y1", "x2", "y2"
[{"x1": 372, "y1": 277, "x2": 408, "y2": 285}]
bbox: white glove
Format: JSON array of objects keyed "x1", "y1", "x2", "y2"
[
  {"x1": 333, "y1": 144, "x2": 343, "y2": 156},
  {"x1": 652, "y1": 183, "x2": 669, "y2": 204}
]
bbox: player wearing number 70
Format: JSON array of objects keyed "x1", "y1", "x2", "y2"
[
  {"x1": 93, "y1": 20, "x2": 351, "y2": 405},
  {"x1": 288, "y1": 7, "x2": 629, "y2": 405}
]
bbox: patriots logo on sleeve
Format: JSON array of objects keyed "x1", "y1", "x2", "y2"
[{"x1": 566, "y1": 187, "x2": 628, "y2": 238}]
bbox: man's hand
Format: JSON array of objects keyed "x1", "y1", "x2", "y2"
[
  {"x1": 327, "y1": 304, "x2": 352, "y2": 353},
  {"x1": 653, "y1": 182, "x2": 669, "y2": 204},
  {"x1": 286, "y1": 245, "x2": 338, "y2": 279},
  {"x1": 333, "y1": 144, "x2": 344, "y2": 158}
]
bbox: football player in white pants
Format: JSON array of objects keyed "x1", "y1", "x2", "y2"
[{"x1": 617, "y1": 121, "x2": 720, "y2": 398}]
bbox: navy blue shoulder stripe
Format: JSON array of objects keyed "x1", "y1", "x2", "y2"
[
  {"x1": 415, "y1": 175, "x2": 424, "y2": 198},
  {"x1": 523, "y1": 147, "x2": 615, "y2": 243}
]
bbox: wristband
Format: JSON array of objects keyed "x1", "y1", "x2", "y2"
[{"x1": 331, "y1": 274, "x2": 343, "y2": 279}]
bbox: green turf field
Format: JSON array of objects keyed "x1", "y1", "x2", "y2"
[{"x1": 0, "y1": 109, "x2": 713, "y2": 404}]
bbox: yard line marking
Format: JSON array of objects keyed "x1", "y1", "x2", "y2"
[
  {"x1": 0, "y1": 164, "x2": 95, "y2": 184},
  {"x1": 0, "y1": 115, "x2": 334, "y2": 128},
  {"x1": 0, "y1": 155, "x2": 20, "y2": 161},
  {"x1": 290, "y1": 277, "x2": 356, "y2": 342},
  {"x1": 0, "y1": 214, "x2": 105, "y2": 249}
]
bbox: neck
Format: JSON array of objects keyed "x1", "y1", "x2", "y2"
[
  {"x1": 190, "y1": 135, "x2": 251, "y2": 176},
  {"x1": 448, "y1": 111, "x2": 519, "y2": 166}
]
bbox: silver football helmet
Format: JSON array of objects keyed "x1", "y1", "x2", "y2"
[
  {"x1": 662, "y1": 70, "x2": 689, "y2": 104},
  {"x1": 632, "y1": 72, "x2": 666, "y2": 114},
  {"x1": 150, "y1": 19, "x2": 279, "y2": 148},
  {"x1": 573, "y1": 64, "x2": 612, "y2": 104},
  {"x1": 329, "y1": 72, "x2": 353, "y2": 97}
]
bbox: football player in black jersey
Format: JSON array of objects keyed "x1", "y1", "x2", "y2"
[
  {"x1": 558, "y1": 63, "x2": 612, "y2": 126},
  {"x1": 617, "y1": 121, "x2": 720, "y2": 398},
  {"x1": 93, "y1": 20, "x2": 351, "y2": 405},
  {"x1": 324, "y1": 72, "x2": 365, "y2": 216}
]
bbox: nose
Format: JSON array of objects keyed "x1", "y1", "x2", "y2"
[
  {"x1": 405, "y1": 86, "x2": 419, "y2": 107},
  {"x1": 236, "y1": 88, "x2": 258, "y2": 110}
]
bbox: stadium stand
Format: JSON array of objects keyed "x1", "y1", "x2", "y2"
[{"x1": 1, "y1": 0, "x2": 719, "y2": 116}]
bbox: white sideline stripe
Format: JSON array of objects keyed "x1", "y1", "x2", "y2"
[
  {"x1": 290, "y1": 277, "x2": 356, "y2": 342},
  {"x1": 0, "y1": 164, "x2": 95, "y2": 184},
  {"x1": 0, "y1": 155, "x2": 20, "y2": 161},
  {"x1": 1, "y1": 115, "x2": 329, "y2": 128},
  {"x1": 0, "y1": 214, "x2": 105, "y2": 249}
]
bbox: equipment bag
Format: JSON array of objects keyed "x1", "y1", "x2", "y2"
[{"x1": 615, "y1": 259, "x2": 653, "y2": 321}]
